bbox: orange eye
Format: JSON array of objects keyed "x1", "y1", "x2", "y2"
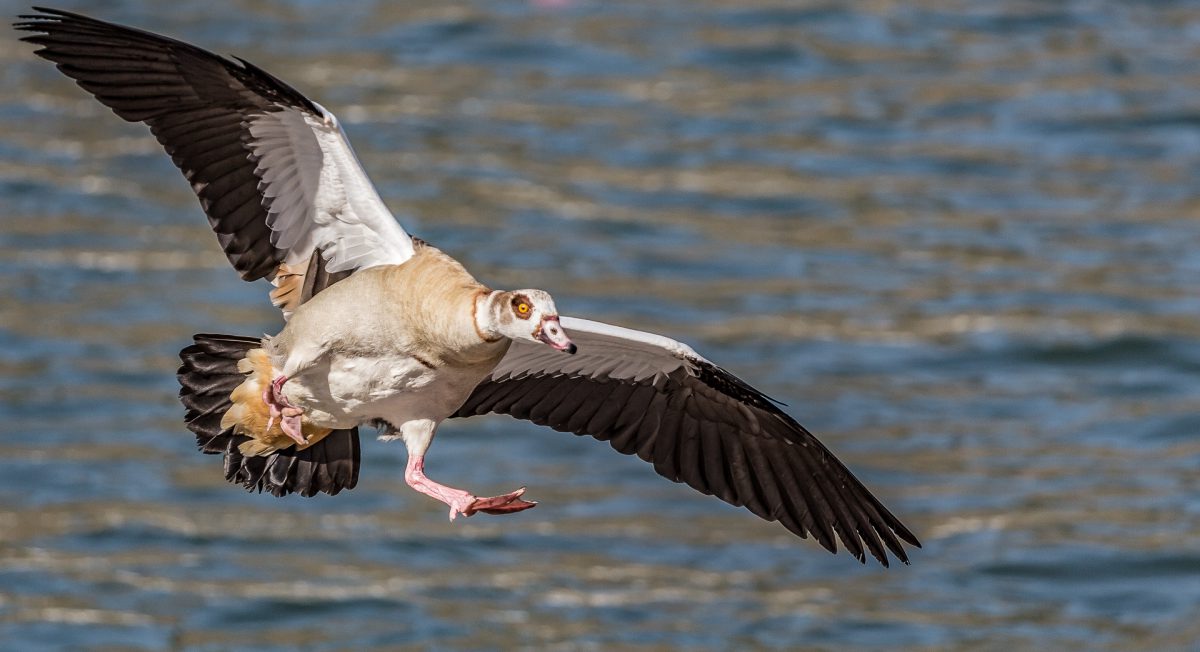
[{"x1": 517, "y1": 303, "x2": 530, "y2": 314}]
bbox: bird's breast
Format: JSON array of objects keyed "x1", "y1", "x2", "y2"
[{"x1": 284, "y1": 351, "x2": 493, "y2": 429}]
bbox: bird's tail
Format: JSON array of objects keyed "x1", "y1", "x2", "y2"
[{"x1": 177, "y1": 334, "x2": 360, "y2": 497}]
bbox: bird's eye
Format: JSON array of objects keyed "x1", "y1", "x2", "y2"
[{"x1": 517, "y1": 303, "x2": 530, "y2": 315}]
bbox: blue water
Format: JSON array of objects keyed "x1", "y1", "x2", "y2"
[{"x1": 3, "y1": 1, "x2": 1200, "y2": 649}]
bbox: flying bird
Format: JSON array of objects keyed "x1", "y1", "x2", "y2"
[{"x1": 16, "y1": 7, "x2": 921, "y2": 565}]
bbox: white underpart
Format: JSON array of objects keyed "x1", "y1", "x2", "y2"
[
  {"x1": 279, "y1": 351, "x2": 500, "y2": 434},
  {"x1": 247, "y1": 103, "x2": 414, "y2": 273}
]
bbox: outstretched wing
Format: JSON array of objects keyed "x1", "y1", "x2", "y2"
[
  {"x1": 454, "y1": 317, "x2": 921, "y2": 566},
  {"x1": 16, "y1": 7, "x2": 413, "y2": 316}
]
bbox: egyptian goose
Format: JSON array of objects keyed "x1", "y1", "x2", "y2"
[{"x1": 17, "y1": 7, "x2": 920, "y2": 565}]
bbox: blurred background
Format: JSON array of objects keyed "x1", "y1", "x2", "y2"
[{"x1": 3, "y1": 0, "x2": 1200, "y2": 649}]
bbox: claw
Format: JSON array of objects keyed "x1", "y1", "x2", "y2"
[
  {"x1": 475, "y1": 498, "x2": 539, "y2": 516},
  {"x1": 263, "y1": 375, "x2": 307, "y2": 446},
  {"x1": 450, "y1": 487, "x2": 538, "y2": 520},
  {"x1": 280, "y1": 406, "x2": 306, "y2": 446}
]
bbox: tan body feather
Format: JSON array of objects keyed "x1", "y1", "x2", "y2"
[
  {"x1": 223, "y1": 242, "x2": 509, "y2": 456},
  {"x1": 268, "y1": 261, "x2": 305, "y2": 317},
  {"x1": 268, "y1": 242, "x2": 509, "y2": 372}
]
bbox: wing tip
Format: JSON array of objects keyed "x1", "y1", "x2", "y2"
[{"x1": 15, "y1": 6, "x2": 111, "y2": 35}]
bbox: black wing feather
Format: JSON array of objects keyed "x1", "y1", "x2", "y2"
[
  {"x1": 455, "y1": 349, "x2": 919, "y2": 566},
  {"x1": 15, "y1": 7, "x2": 322, "y2": 280}
]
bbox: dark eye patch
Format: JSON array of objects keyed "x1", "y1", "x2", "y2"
[{"x1": 511, "y1": 293, "x2": 532, "y2": 320}]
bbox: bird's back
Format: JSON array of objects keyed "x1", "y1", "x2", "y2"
[{"x1": 269, "y1": 242, "x2": 500, "y2": 366}]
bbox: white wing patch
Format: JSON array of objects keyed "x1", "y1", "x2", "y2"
[
  {"x1": 488, "y1": 316, "x2": 709, "y2": 384},
  {"x1": 247, "y1": 104, "x2": 414, "y2": 274},
  {"x1": 559, "y1": 316, "x2": 705, "y2": 361}
]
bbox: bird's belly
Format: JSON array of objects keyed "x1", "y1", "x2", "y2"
[{"x1": 285, "y1": 354, "x2": 484, "y2": 429}]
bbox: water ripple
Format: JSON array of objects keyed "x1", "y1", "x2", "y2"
[{"x1": 3, "y1": 1, "x2": 1199, "y2": 649}]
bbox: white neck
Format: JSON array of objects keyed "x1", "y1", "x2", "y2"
[{"x1": 473, "y1": 291, "x2": 506, "y2": 343}]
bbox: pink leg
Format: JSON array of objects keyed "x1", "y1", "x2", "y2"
[
  {"x1": 404, "y1": 454, "x2": 536, "y2": 521},
  {"x1": 263, "y1": 375, "x2": 307, "y2": 446}
]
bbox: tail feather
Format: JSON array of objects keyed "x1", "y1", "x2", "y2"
[
  {"x1": 179, "y1": 334, "x2": 260, "y2": 455},
  {"x1": 178, "y1": 333, "x2": 360, "y2": 497}
]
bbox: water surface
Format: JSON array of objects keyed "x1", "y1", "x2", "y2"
[{"x1": 2, "y1": 1, "x2": 1200, "y2": 649}]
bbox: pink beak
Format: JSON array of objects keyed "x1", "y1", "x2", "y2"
[{"x1": 537, "y1": 317, "x2": 576, "y2": 354}]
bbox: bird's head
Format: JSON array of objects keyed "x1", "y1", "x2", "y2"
[{"x1": 483, "y1": 289, "x2": 576, "y2": 354}]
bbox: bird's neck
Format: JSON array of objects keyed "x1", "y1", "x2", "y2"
[
  {"x1": 464, "y1": 290, "x2": 513, "y2": 362},
  {"x1": 472, "y1": 291, "x2": 504, "y2": 344},
  {"x1": 374, "y1": 247, "x2": 508, "y2": 367}
]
